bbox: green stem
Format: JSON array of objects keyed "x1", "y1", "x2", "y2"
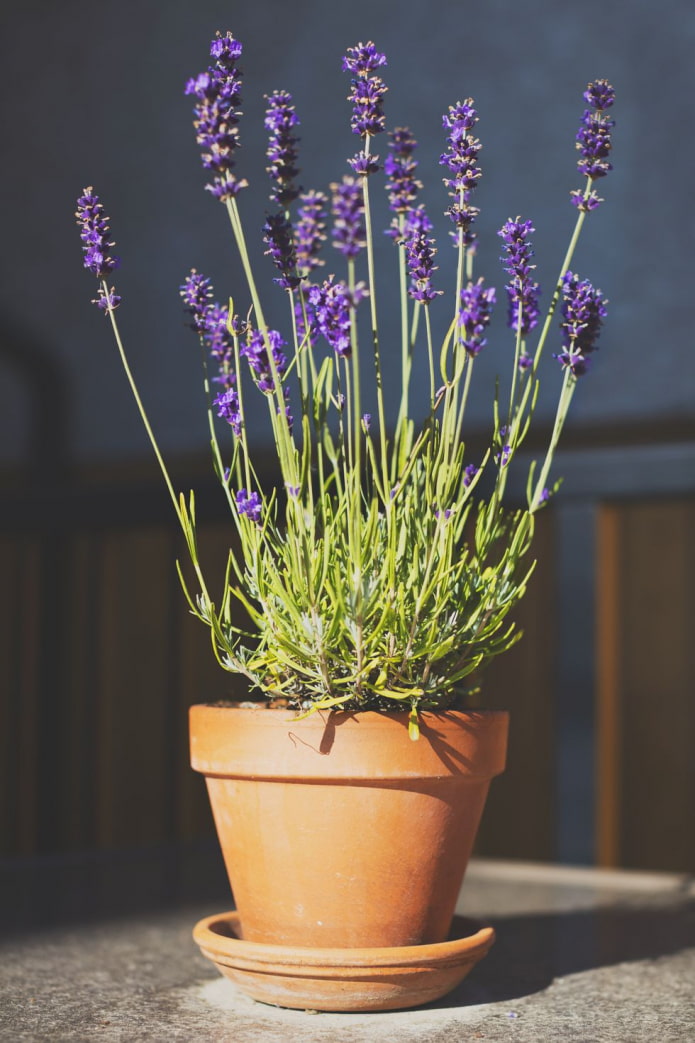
[
  {"x1": 530, "y1": 361, "x2": 577, "y2": 510},
  {"x1": 360, "y1": 144, "x2": 388, "y2": 489}
]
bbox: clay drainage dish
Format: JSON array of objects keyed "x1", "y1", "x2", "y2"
[{"x1": 193, "y1": 910, "x2": 495, "y2": 1012}]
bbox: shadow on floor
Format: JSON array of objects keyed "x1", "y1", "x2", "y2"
[{"x1": 432, "y1": 896, "x2": 695, "y2": 1008}]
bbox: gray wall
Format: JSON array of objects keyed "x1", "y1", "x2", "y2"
[{"x1": 1, "y1": 0, "x2": 692, "y2": 464}]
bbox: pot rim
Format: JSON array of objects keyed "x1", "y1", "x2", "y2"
[{"x1": 190, "y1": 702, "x2": 509, "y2": 781}]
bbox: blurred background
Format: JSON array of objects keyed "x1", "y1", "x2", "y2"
[{"x1": 1, "y1": 0, "x2": 694, "y2": 922}]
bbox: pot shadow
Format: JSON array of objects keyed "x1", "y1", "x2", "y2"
[{"x1": 426, "y1": 896, "x2": 695, "y2": 1009}]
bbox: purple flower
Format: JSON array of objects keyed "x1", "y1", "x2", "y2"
[
  {"x1": 75, "y1": 188, "x2": 120, "y2": 280},
  {"x1": 205, "y1": 302, "x2": 236, "y2": 369},
  {"x1": 442, "y1": 99, "x2": 478, "y2": 137},
  {"x1": 433, "y1": 505, "x2": 452, "y2": 521},
  {"x1": 343, "y1": 42, "x2": 388, "y2": 138},
  {"x1": 457, "y1": 279, "x2": 496, "y2": 356},
  {"x1": 584, "y1": 79, "x2": 615, "y2": 111},
  {"x1": 405, "y1": 233, "x2": 442, "y2": 304},
  {"x1": 180, "y1": 269, "x2": 214, "y2": 332},
  {"x1": 179, "y1": 270, "x2": 237, "y2": 379},
  {"x1": 210, "y1": 35, "x2": 243, "y2": 62},
  {"x1": 294, "y1": 191, "x2": 328, "y2": 278},
  {"x1": 307, "y1": 276, "x2": 368, "y2": 358},
  {"x1": 236, "y1": 488, "x2": 262, "y2": 523},
  {"x1": 264, "y1": 90, "x2": 301, "y2": 206},
  {"x1": 440, "y1": 100, "x2": 482, "y2": 247},
  {"x1": 518, "y1": 353, "x2": 533, "y2": 372},
  {"x1": 263, "y1": 212, "x2": 300, "y2": 289},
  {"x1": 497, "y1": 444, "x2": 512, "y2": 468},
  {"x1": 347, "y1": 74, "x2": 388, "y2": 138},
  {"x1": 93, "y1": 286, "x2": 122, "y2": 313},
  {"x1": 331, "y1": 176, "x2": 366, "y2": 258},
  {"x1": 554, "y1": 270, "x2": 608, "y2": 376},
  {"x1": 384, "y1": 127, "x2": 421, "y2": 214},
  {"x1": 348, "y1": 150, "x2": 380, "y2": 176},
  {"x1": 185, "y1": 32, "x2": 248, "y2": 202},
  {"x1": 214, "y1": 386, "x2": 242, "y2": 436},
  {"x1": 574, "y1": 79, "x2": 616, "y2": 193},
  {"x1": 463, "y1": 464, "x2": 479, "y2": 487},
  {"x1": 498, "y1": 218, "x2": 542, "y2": 336},
  {"x1": 570, "y1": 188, "x2": 603, "y2": 212},
  {"x1": 361, "y1": 413, "x2": 372, "y2": 433},
  {"x1": 241, "y1": 328, "x2": 288, "y2": 392},
  {"x1": 342, "y1": 42, "x2": 387, "y2": 75},
  {"x1": 388, "y1": 202, "x2": 433, "y2": 243}
]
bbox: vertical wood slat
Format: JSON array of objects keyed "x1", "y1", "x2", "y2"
[
  {"x1": 63, "y1": 532, "x2": 97, "y2": 849},
  {"x1": 474, "y1": 508, "x2": 557, "y2": 862},
  {"x1": 0, "y1": 537, "x2": 41, "y2": 855},
  {"x1": 16, "y1": 540, "x2": 41, "y2": 854},
  {"x1": 596, "y1": 498, "x2": 695, "y2": 873},
  {"x1": 619, "y1": 501, "x2": 695, "y2": 872},
  {"x1": 176, "y1": 523, "x2": 247, "y2": 844},
  {"x1": 0, "y1": 537, "x2": 19, "y2": 853},
  {"x1": 95, "y1": 527, "x2": 177, "y2": 850},
  {"x1": 596, "y1": 505, "x2": 621, "y2": 867}
]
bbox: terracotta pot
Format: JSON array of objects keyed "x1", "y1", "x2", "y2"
[{"x1": 190, "y1": 704, "x2": 508, "y2": 951}]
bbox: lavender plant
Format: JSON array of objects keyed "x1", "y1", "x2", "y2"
[{"x1": 76, "y1": 34, "x2": 614, "y2": 736}]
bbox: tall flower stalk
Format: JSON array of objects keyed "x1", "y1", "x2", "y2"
[{"x1": 76, "y1": 37, "x2": 615, "y2": 733}]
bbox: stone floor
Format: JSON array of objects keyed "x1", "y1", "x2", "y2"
[{"x1": 1, "y1": 852, "x2": 694, "y2": 1042}]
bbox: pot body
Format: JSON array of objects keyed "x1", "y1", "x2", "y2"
[{"x1": 190, "y1": 704, "x2": 508, "y2": 949}]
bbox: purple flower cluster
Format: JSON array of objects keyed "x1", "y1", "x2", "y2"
[
  {"x1": 205, "y1": 302, "x2": 240, "y2": 372},
  {"x1": 555, "y1": 271, "x2": 608, "y2": 376},
  {"x1": 185, "y1": 32, "x2": 248, "y2": 202},
  {"x1": 457, "y1": 279, "x2": 496, "y2": 356},
  {"x1": 93, "y1": 288, "x2": 122, "y2": 312},
  {"x1": 498, "y1": 218, "x2": 542, "y2": 336},
  {"x1": 180, "y1": 269, "x2": 242, "y2": 432},
  {"x1": 348, "y1": 150, "x2": 380, "y2": 176},
  {"x1": 343, "y1": 41, "x2": 388, "y2": 138},
  {"x1": 294, "y1": 190, "x2": 328, "y2": 278},
  {"x1": 463, "y1": 464, "x2": 479, "y2": 487},
  {"x1": 440, "y1": 100, "x2": 482, "y2": 248},
  {"x1": 263, "y1": 212, "x2": 300, "y2": 290},
  {"x1": 178, "y1": 271, "x2": 237, "y2": 373},
  {"x1": 384, "y1": 128, "x2": 421, "y2": 214},
  {"x1": 307, "y1": 276, "x2": 368, "y2": 358},
  {"x1": 331, "y1": 176, "x2": 366, "y2": 258},
  {"x1": 241, "y1": 328, "x2": 288, "y2": 391},
  {"x1": 76, "y1": 188, "x2": 120, "y2": 284},
  {"x1": 405, "y1": 234, "x2": 442, "y2": 304},
  {"x1": 236, "y1": 488, "x2": 262, "y2": 523},
  {"x1": 571, "y1": 79, "x2": 615, "y2": 212},
  {"x1": 264, "y1": 90, "x2": 301, "y2": 206},
  {"x1": 180, "y1": 268, "x2": 214, "y2": 332},
  {"x1": 397, "y1": 204, "x2": 433, "y2": 242},
  {"x1": 213, "y1": 386, "x2": 242, "y2": 435},
  {"x1": 342, "y1": 42, "x2": 387, "y2": 74}
]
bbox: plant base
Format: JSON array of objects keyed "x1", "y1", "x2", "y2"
[{"x1": 193, "y1": 909, "x2": 495, "y2": 1012}]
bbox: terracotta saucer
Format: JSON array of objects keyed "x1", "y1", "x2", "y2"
[{"x1": 193, "y1": 911, "x2": 495, "y2": 1012}]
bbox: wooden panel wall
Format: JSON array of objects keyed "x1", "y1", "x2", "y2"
[
  {"x1": 597, "y1": 498, "x2": 695, "y2": 872},
  {"x1": 0, "y1": 521, "x2": 245, "y2": 856},
  {"x1": 474, "y1": 508, "x2": 557, "y2": 861}
]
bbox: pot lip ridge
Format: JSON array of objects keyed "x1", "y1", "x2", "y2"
[{"x1": 189, "y1": 702, "x2": 509, "y2": 781}]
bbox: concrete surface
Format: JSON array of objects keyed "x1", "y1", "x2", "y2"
[{"x1": 1, "y1": 857, "x2": 694, "y2": 1041}]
